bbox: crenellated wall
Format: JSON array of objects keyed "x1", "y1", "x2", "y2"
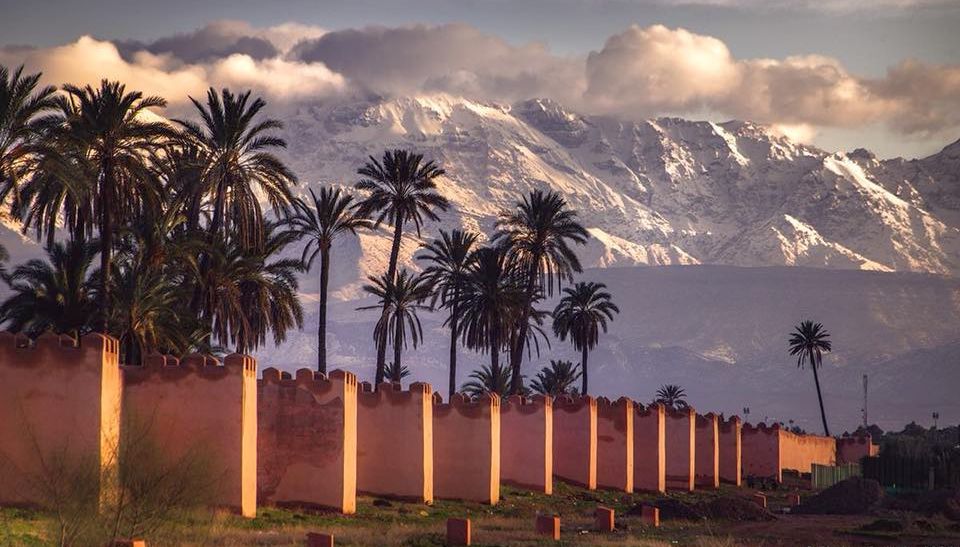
[
  {"x1": 741, "y1": 423, "x2": 836, "y2": 482},
  {"x1": 779, "y1": 429, "x2": 835, "y2": 473},
  {"x1": 0, "y1": 332, "x2": 121, "y2": 506},
  {"x1": 695, "y1": 413, "x2": 719, "y2": 488},
  {"x1": 356, "y1": 382, "x2": 433, "y2": 503},
  {"x1": 633, "y1": 403, "x2": 665, "y2": 493},
  {"x1": 718, "y1": 416, "x2": 742, "y2": 485},
  {"x1": 552, "y1": 396, "x2": 598, "y2": 490},
  {"x1": 665, "y1": 407, "x2": 696, "y2": 491},
  {"x1": 837, "y1": 435, "x2": 879, "y2": 464},
  {"x1": 500, "y1": 395, "x2": 553, "y2": 494},
  {"x1": 122, "y1": 352, "x2": 258, "y2": 517},
  {"x1": 257, "y1": 368, "x2": 357, "y2": 513},
  {"x1": 741, "y1": 423, "x2": 782, "y2": 481},
  {"x1": 596, "y1": 397, "x2": 633, "y2": 492},
  {"x1": 432, "y1": 393, "x2": 500, "y2": 504}
]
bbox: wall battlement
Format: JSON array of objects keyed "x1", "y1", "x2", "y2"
[
  {"x1": 433, "y1": 393, "x2": 500, "y2": 504},
  {"x1": 837, "y1": 434, "x2": 879, "y2": 464},
  {"x1": 553, "y1": 395, "x2": 598, "y2": 490},
  {"x1": 695, "y1": 413, "x2": 720, "y2": 488},
  {"x1": 633, "y1": 403, "x2": 666, "y2": 493},
  {"x1": 501, "y1": 395, "x2": 553, "y2": 494},
  {"x1": 718, "y1": 416, "x2": 742, "y2": 485},
  {"x1": 665, "y1": 406, "x2": 696, "y2": 491},
  {"x1": 0, "y1": 331, "x2": 119, "y2": 366},
  {"x1": 595, "y1": 397, "x2": 634, "y2": 492}
]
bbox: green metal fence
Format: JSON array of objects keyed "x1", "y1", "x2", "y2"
[{"x1": 811, "y1": 462, "x2": 861, "y2": 489}]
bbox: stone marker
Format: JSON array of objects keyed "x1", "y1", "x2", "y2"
[
  {"x1": 595, "y1": 506, "x2": 615, "y2": 532},
  {"x1": 789, "y1": 493, "x2": 801, "y2": 506},
  {"x1": 447, "y1": 518, "x2": 471, "y2": 545},
  {"x1": 640, "y1": 505, "x2": 660, "y2": 527},
  {"x1": 752, "y1": 492, "x2": 767, "y2": 508},
  {"x1": 306, "y1": 532, "x2": 334, "y2": 547},
  {"x1": 536, "y1": 514, "x2": 561, "y2": 540},
  {"x1": 113, "y1": 541, "x2": 146, "y2": 547}
]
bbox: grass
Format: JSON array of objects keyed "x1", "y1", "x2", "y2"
[{"x1": 2, "y1": 482, "x2": 959, "y2": 546}]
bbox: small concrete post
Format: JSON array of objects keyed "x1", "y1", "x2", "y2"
[
  {"x1": 752, "y1": 492, "x2": 767, "y2": 508},
  {"x1": 306, "y1": 532, "x2": 334, "y2": 547},
  {"x1": 788, "y1": 493, "x2": 801, "y2": 506},
  {"x1": 595, "y1": 506, "x2": 615, "y2": 532},
  {"x1": 113, "y1": 541, "x2": 146, "y2": 547},
  {"x1": 536, "y1": 514, "x2": 561, "y2": 540},
  {"x1": 641, "y1": 505, "x2": 660, "y2": 527},
  {"x1": 447, "y1": 518, "x2": 471, "y2": 545}
]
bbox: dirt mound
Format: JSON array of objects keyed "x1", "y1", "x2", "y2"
[
  {"x1": 701, "y1": 497, "x2": 776, "y2": 521},
  {"x1": 646, "y1": 498, "x2": 703, "y2": 520},
  {"x1": 795, "y1": 477, "x2": 884, "y2": 515}
]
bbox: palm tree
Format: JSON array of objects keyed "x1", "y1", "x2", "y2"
[
  {"x1": 788, "y1": 320, "x2": 833, "y2": 436},
  {"x1": 358, "y1": 269, "x2": 433, "y2": 380},
  {"x1": 461, "y1": 364, "x2": 517, "y2": 399},
  {"x1": 0, "y1": 65, "x2": 57, "y2": 207},
  {"x1": 457, "y1": 247, "x2": 526, "y2": 390},
  {"x1": 287, "y1": 186, "x2": 371, "y2": 373},
  {"x1": 0, "y1": 238, "x2": 98, "y2": 339},
  {"x1": 33, "y1": 80, "x2": 173, "y2": 331},
  {"x1": 552, "y1": 281, "x2": 619, "y2": 395},
  {"x1": 354, "y1": 150, "x2": 449, "y2": 385},
  {"x1": 418, "y1": 229, "x2": 479, "y2": 399},
  {"x1": 174, "y1": 87, "x2": 297, "y2": 248},
  {"x1": 493, "y1": 190, "x2": 589, "y2": 394},
  {"x1": 384, "y1": 361, "x2": 412, "y2": 383},
  {"x1": 655, "y1": 384, "x2": 689, "y2": 410},
  {"x1": 530, "y1": 359, "x2": 582, "y2": 397}
]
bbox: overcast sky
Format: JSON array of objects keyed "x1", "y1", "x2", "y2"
[{"x1": 2, "y1": 0, "x2": 959, "y2": 157}]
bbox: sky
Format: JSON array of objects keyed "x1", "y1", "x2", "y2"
[{"x1": 1, "y1": 0, "x2": 959, "y2": 157}]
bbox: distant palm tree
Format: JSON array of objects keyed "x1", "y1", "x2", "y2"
[
  {"x1": 359, "y1": 269, "x2": 433, "y2": 380},
  {"x1": 789, "y1": 320, "x2": 833, "y2": 436},
  {"x1": 0, "y1": 238, "x2": 98, "y2": 339},
  {"x1": 530, "y1": 359, "x2": 582, "y2": 397},
  {"x1": 175, "y1": 87, "x2": 297, "y2": 248},
  {"x1": 354, "y1": 149, "x2": 449, "y2": 385},
  {"x1": 457, "y1": 247, "x2": 526, "y2": 388},
  {"x1": 552, "y1": 281, "x2": 619, "y2": 394},
  {"x1": 384, "y1": 360, "x2": 412, "y2": 383},
  {"x1": 287, "y1": 186, "x2": 371, "y2": 373},
  {"x1": 418, "y1": 229, "x2": 479, "y2": 399},
  {"x1": 655, "y1": 384, "x2": 689, "y2": 410},
  {"x1": 493, "y1": 190, "x2": 589, "y2": 394},
  {"x1": 461, "y1": 364, "x2": 518, "y2": 399},
  {"x1": 0, "y1": 64, "x2": 57, "y2": 208},
  {"x1": 29, "y1": 80, "x2": 174, "y2": 331}
]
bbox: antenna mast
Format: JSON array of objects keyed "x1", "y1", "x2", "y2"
[{"x1": 862, "y1": 374, "x2": 868, "y2": 428}]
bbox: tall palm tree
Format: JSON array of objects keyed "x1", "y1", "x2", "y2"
[
  {"x1": 461, "y1": 364, "x2": 517, "y2": 399},
  {"x1": 552, "y1": 281, "x2": 619, "y2": 395},
  {"x1": 457, "y1": 247, "x2": 526, "y2": 389},
  {"x1": 530, "y1": 359, "x2": 582, "y2": 397},
  {"x1": 655, "y1": 384, "x2": 689, "y2": 410},
  {"x1": 175, "y1": 87, "x2": 297, "y2": 248},
  {"x1": 384, "y1": 360, "x2": 412, "y2": 383},
  {"x1": 789, "y1": 320, "x2": 833, "y2": 436},
  {"x1": 358, "y1": 269, "x2": 433, "y2": 380},
  {"x1": 0, "y1": 64, "x2": 57, "y2": 207},
  {"x1": 33, "y1": 80, "x2": 173, "y2": 331},
  {"x1": 354, "y1": 150, "x2": 449, "y2": 385},
  {"x1": 287, "y1": 186, "x2": 371, "y2": 373},
  {"x1": 417, "y1": 229, "x2": 479, "y2": 398},
  {"x1": 493, "y1": 190, "x2": 589, "y2": 394},
  {"x1": 0, "y1": 238, "x2": 98, "y2": 339}
]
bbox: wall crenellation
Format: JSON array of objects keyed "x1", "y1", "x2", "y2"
[{"x1": 0, "y1": 331, "x2": 119, "y2": 368}]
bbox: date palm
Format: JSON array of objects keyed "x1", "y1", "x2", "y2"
[
  {"x1": 655, "y1": 384, "x2": 689, "y2": 410},
  {"x1": 552, "y1": 281, "x2": 619, "y2": 395},
  {"x1": 457, "y1": 247, "x2": 527, "y2": 386},
  {"x1": 354, "y1": 150, "x2": 449, "y2": 385},
  {"x1": 384, "y1": 360, "x2": 412, "y2": 383},
  {"x1": 0, "y1": 238, "x2": 98, "y2": 339},
  {"x1": 288, "y1": 186, "x2": 371, "y2": 373},
  {"x1": 493, "y1": 190, "x2": 589, "y2": 394},
  {"x1": 789, "y1": 320, "x2": 833, "y2": 436},
  {"x1": 0, "y1": 64, "x2": 57, "y2": 208},
  {"x1": 530, "y1": 359, "x2": 582, "y2": 397},
  {"x1": 175, "y1": 87, "x2": 297, "y2": 248},
  {"x1": 461, "y1": 363, "x2": 517, "y2": 399},
  {"x1": 358, "y1": 269, "x2": 433, "y2": 381},
  {"x1": 417, "y1": 229, "x2": 479, "y2": 398}
]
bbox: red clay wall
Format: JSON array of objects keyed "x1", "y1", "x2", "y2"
[
  {"x1": 779, "y1": 429, "x2": 836, "y2": 473},
  {"x1": 553, "y1": 396, "x2": 597, "y2": 490},
  {"x1": 257, "y1": 368, "x2": 358, "y2": 513},
  {"x1": 741, "y1": 423, "x2": 781, "y2": 481},
  {"x1": 837, "y1": 435, "x2": 879, "y2": 464},
  {"x1": 356, "y1": 382, "x2": 433, "y2": 503},
  {"x1": 718, "y1": 416, "x2": 742, "y2": 486},
  {"x1": 596, "y1": 397, "x2": 633, "y2": 492},
  {"x1": 665, "y1": 407, "x2": 695, "y2": 491},
  {"x1": 0, "y1": 332, "x2": 121, "y2": 506},
  {"x1": 695, "y1": 413, "x2": 719, "y2": 488},
  {"x1": 432, "y1": 393, "x2": 500, "y2": 504},
  {"x1": 633, "y1": 403, "x2": 665, "y2": 493},
  {"x1": 500, "y1": 395, "x2": 553, "y2": 494},
  {"x1": 122, "y1": 353, "x2": 258, "y2": 517}
]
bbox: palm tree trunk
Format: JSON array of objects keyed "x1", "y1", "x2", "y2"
[
  {"x1": 811, "y1": 354, "x2": 830, "y2": 436},
  {"x1": 490, "y1": 329, "x2": 500, "y2": 393},
  {"x1": 99, "y1": 166, "x2": 113, "y2": 334},
  {"x1": 581, "y1": 345, "x2": 589, "y2": 395},
  {"x1": 393, "y1": 315, "x2": 403, "y2": 383},
  {"x1": 448, "y1": 296, "x2": 459, "y2": 400},
  {"x1": 509, "y1": 262, "x2": 539, "y2": 394},
  {"x1": 375, "y1": 219, "x2": 404, "y2": 387},
  {"x1": 318, "y1": 246, "x2": 330, "y2": 374}
]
